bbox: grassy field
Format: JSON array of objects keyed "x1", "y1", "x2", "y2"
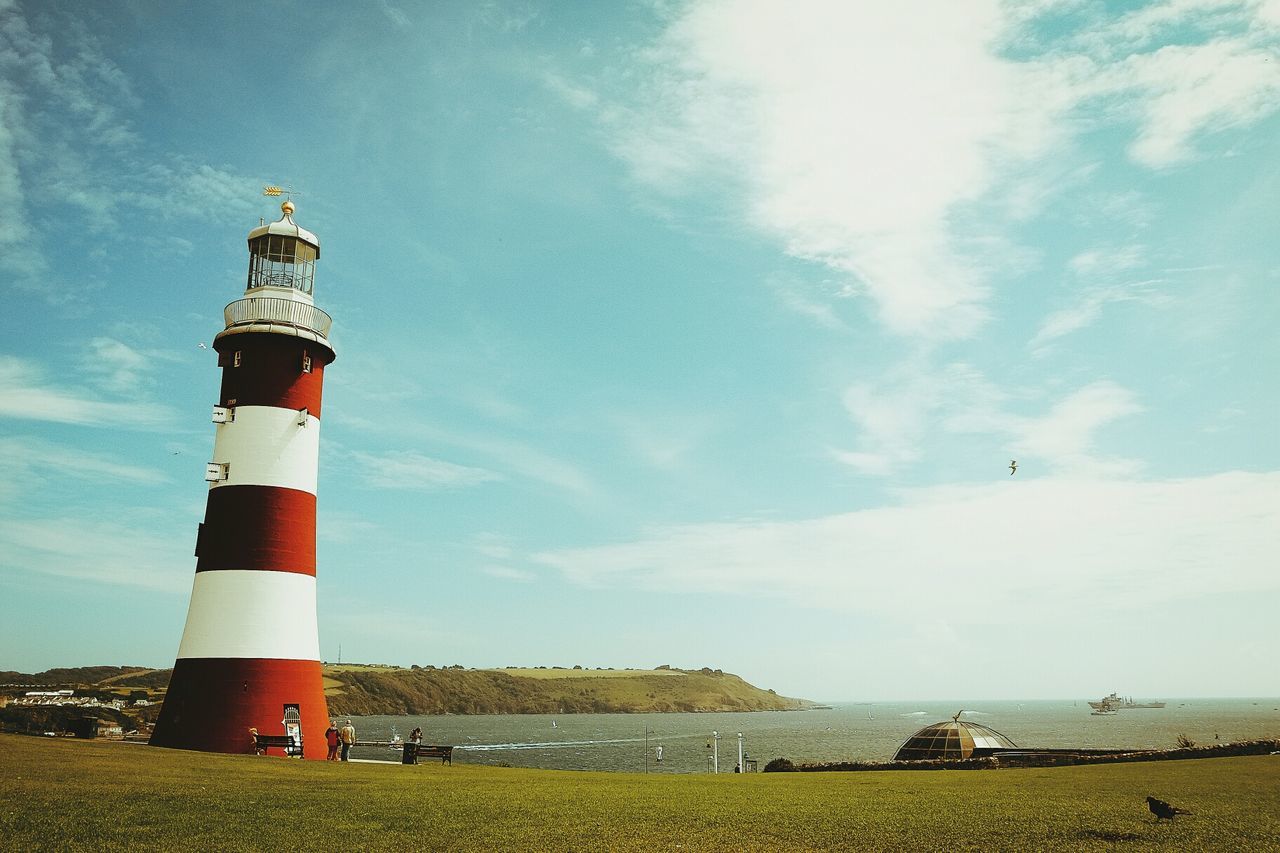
[{"x1": 2, "y1": 735, "x2": 1277, "y2": 851}]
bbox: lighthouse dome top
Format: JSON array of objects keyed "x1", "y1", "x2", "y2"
[{"x1": 248, "y1": 200, "x2": 320, "y2": 254}]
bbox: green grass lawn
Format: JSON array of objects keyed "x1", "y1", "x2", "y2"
[{"x1": 2, "y1": 734, "x2": 1277, "y2": 851}]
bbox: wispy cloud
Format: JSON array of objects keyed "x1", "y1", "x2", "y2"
[
  {"x1": 349, "y1": 449, "x2": 503, "y2": 490},
  {"x1": 1030, "y1": 245, "x2": 1168, "y2": 351},
  {"x1": 834, "y1": 361, "x2": 1003, "y2": 475},
  {"x1": 1030, "y1": 279, "x2": 1167, "y2": 352},
  {"x1": 536, "y1": 471, "x2": 1280, "y2": 619},
  {"x1": 1008, "y1": 381, "x2": 1144, "y2": 475},
  {"x1": 0, "y1": 355, "x2": 174, "y2": 428},
  {"x1": 0, "y1": 516, "x2": 190, "y2": 593},
  {"x1": 478, "y1": 564, "x2": 535, "y2": 582},
  {"x1": 0, "y1": 434, "x2": 167, "y2": 490},
  {"x1": 1118, "y1": 37, "x2": 1280, "y2": 167},
  {"x1": 0, "y1": 3, "x2": 264, "y2": 295},
  {"x1": 583, "y1": 0, "x2": 1280, "y2": 340},
  {"x1": 330, "y1": 396, "x2": 598, "y2": 498},
  {"x1": 614, "y1": 409, "x2": 720, "y2": 471},
  {"x1": 80, "y1": 336, "x2": 181, "y2": 396},
  {"x1": 838, "y1": 366, "x2": 1143, "y2": 478},
  {"x1": 378, "y1": 0, "x2": 411, "y2": 31}
]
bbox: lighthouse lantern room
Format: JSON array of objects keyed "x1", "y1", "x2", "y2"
[{"x1": 151, "y1": 200, "x2": 336, "y2": 759}]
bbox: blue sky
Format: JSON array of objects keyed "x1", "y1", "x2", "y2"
[{"x1": 1, "y1": 0, "x2": 1277, "y2": 701}]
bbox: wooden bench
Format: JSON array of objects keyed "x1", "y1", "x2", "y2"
[
  {"x1": 407, "y1": 743, "x2": 453, "y2": 764},
  {"x1": 253, "y1": 733, "x2": 302, "y2": 756}
]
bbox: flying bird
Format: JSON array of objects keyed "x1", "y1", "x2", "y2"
[
  {"x1": 1009, "y1": 460, "x2": 1017, "y2": 475},
  {"x1": 1147, "y1": 796, "x2": 1192, "y2": 821},
  {"x1": 197, "y1": 342, "x2": 207, "y2": 349}
]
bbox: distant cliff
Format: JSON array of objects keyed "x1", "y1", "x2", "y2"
[
  {"x1": 323, "y1": 665, "x2": 816, "y2": 716},
  {"x1": 1, "y1": 665, "x2": 816, "y2": 717}
]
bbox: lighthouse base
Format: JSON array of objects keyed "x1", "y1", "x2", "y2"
[{"x1": 150, "y1": 658, "x2": 330, "y2": 759}]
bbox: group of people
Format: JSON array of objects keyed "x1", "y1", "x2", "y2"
[{"x1": 324, "y1": 719, "x2": 357, "y2": 761}]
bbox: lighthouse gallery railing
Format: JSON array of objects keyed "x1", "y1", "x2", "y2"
[{"x1": 223, "y1": 297, "x2": 332, "y2": 337}]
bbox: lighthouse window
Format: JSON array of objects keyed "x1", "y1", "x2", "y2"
[
  {"x1": 233, "y1": 350, "x2": 242, "y2": 368},
  {"x1": 247, "y1": 235, "x2": 317, "y2": 292},
  {"x1": 301, "y1": 352, "x2": 312, "y2": 373}
]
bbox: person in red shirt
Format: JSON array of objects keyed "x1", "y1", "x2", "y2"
[{"x1": 324, "y1": 721, "x2": 340, "y2": 761}]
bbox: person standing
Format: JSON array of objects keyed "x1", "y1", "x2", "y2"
[
  {"x1": 324, "y1": 721, "x2": 340, "y2": 761},
  {"x1": 402, "y1": 727, "x2": 422, "y2": 765},
  {"x1": 339, "y1": 719, "x2": 356, "y2": 762}
]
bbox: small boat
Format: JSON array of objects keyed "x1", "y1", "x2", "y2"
[{"x1": 388, "y1": 726, "x2": 403, "y2": 750}]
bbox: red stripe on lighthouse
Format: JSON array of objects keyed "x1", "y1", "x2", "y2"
[
  {"x1": 216, "y1": 333, "x2": 332, "y2": 416},
  {"x1": 197, "y1": 486, "x2": 316, "y2": 574},
  {"x1": 149, "y1": 658, "x2": 330, "y2": 759}
]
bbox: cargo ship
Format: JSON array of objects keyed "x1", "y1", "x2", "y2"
[{"x1": 1088, "y1": 692, "x2": 1165, "y2": 710}]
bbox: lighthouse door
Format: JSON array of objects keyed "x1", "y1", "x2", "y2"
[{"x1": 282, "y1": 704, "x2": 303, "y2": 757}]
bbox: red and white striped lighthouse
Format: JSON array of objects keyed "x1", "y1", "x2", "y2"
[{"x1": 151, "y1": 200, "x2": 335, "y2": 758}]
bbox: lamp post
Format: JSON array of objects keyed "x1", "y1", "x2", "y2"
[
  {"x1": 737, "y1": 732, "x2": 744, "y2": 774},
  {"x1": 712, "y1": 730, "x2": 721, "y2": 773}
]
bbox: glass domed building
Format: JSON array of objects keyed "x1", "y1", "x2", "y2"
[{"x1": 893, "y1": 713, "x2": 1018, "y2": 761}]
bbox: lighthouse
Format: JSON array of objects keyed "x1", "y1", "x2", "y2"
[{"x1": 151, "y1": 200, "x2": 335, "y2": 758}]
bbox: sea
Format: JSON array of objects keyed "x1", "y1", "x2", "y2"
[{"x1": 345, "y1": 698, "x2": 1280, "y2": 773}]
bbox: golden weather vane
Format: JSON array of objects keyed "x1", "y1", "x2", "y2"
[{"x1": 263, "y1": 184, "x2": 303, "y2": 199}]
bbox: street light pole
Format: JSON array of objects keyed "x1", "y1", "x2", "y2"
[
  {"x1": 737, "y1": 732, "x2": 744, "y2": 774},
  {"x1": 712, "y1": 730, "x2": 720, "y2": 774}
]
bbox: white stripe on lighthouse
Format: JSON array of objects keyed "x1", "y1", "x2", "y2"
[
  {"x1": 176, "y1": 570, "x2": 320, "y2": 660},
  {"x1": 209, "y1": 405, "x2": 321, "y2": 494}
]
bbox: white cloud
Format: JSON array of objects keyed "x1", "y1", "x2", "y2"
[
  {"x1": 838, "y1": 367, "x2": 1143, "y2": 477},
  {"x1": 413, "y1": 424, "x2": 597, "y2": 498},
  {"x1": 1009, "y1": 380, "x2": 1144, "y2": 474},
  {"x1": 0, "y1": 355, "x2": 174, "y2": 428},
  {"x1": 615, "y1": 409, "x2": 719, "y2": 471},
  {"x1": 349, "y1": 449, "x2": 503, "y2": 490},
  {"x1": 610, "y1": 0, "x2": 1024, "y2": 339},
  {"x1": 0, "y1": 516, "x2": 191, "y2": 593},
  {"x1": 589, "y1": 0, "x2": 1280, "y2": 340},
  {"x1": 835, "y1": 361, "x2": 1003, "y2": 475},
  {"x1": 0, "y1": 3, "x2": 262, "y2": 293},
  {"x1": 1069, "y1": 245, "x2": 1147, "y2": 277},
  {"x1": 1030, "y1": 279, "x2": 1166, "y2": 351},
  {"x1": 478, "y1": 564, "x2": 535, "y2": 583},
  {"x1": 378, "y1": 0, "x2": 411, "y2": 30},
  {"x1": 0, "y1": 435, "x2": 167, "y2": 490},
  {"x1": 1120, "y1": 38, "x2": 1280, "y2": 167},
  {"x1": 80, "y1": 336, "x2": 180, "y2": 395},
  {"x1": 535, "y1": 471, "x2": 1280, "y2": 620}
]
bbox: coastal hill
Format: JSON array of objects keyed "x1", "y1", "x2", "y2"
[
  {"x1": 322, "y1": 665, "x2": 817, "y2": 716},
  {"x1": 1, "y1": 665, "x2": 816, "y2": 718}
]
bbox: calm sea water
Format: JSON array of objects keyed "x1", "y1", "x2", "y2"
[{"x1": 346, "y1": 698, "x2": 1280, "y2": 773}]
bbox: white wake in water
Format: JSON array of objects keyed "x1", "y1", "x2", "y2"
[{"x1": 458, "y1": 733, "x2": 704, "y2": 752}]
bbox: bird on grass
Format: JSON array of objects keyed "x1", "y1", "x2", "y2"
[
  {"x1": 1147, "y1": 796, "x2": 1192, "y2": 821},
  {"x1": 1009, "y1": 460, "x2": 1017, "y2": 475}
]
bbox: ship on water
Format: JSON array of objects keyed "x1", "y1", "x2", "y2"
[{"x1": 1088, "y1": 692, "x2": 1165, "y2": 710}]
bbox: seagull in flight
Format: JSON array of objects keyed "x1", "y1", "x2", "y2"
[
  {"x1": 197, "y1": 342, "x2": 207, "y2": 349},
  {"x1": 1009, "y1": 460, "x2": 1018, "y2": 475}
]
